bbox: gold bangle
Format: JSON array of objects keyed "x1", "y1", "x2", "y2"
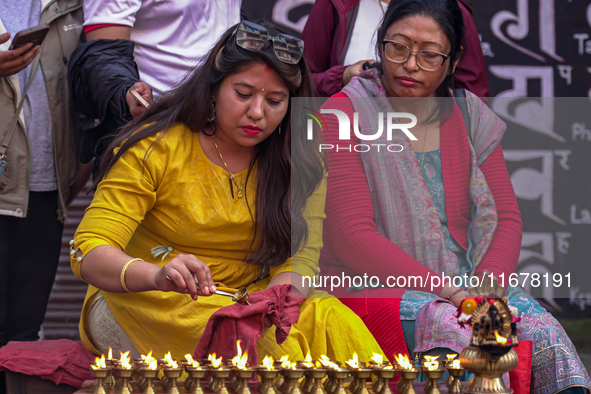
[{"x1": 120, "y1": 258, "x2": 143, "y2": 293}]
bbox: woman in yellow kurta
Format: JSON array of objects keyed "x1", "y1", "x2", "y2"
[{"x1": 70, "y1": 21, "x2": 386, "y2": 364}]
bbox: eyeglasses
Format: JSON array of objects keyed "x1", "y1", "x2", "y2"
[
  {"x1": 382, "y1": 40, "x2": 450, "y2": 71},
  {"x1": 233, "y1": 20, "x2": 304, "y2": 65}
]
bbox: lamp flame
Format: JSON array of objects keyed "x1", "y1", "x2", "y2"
[
  {"x1": 148, "y1": 359, "x2": 158, "y2": 370},
  {"x1": 233, "y1": 352, "x2": 248, "y2": 369},
  {"x1": 164, "y1": 352, "x2": 174, "y2": 366},
  {"x1": 423, "y1": 355, "x2": 439, "y2": 371},
  {"x1": 236, "y1": 340, "x2": 242, "y2": 357},
  {"x1": 119, "y1": 351, "x2": 132, "y2": 369},
  {"x1": 280, "y1": 356, "x2": 296, "y2": 369},
  {"x1": 142, "y1": 351, "x2": 156, "y2": 366},
  {"x1": 107, "y1": 347, "x2": 113, "y2": 360},
  {"x1": 163, "y1": 352, "x2": 178, "y2": 368},
  {"x1": 209, "y1": 353, "x2": 222, "y2": 369},
  {"x1": 91, "y1": 354, "x2": 106, "y2": 370},
  {"x1": 371, "y1": 353, "x2": 383, "y2": 365},
  {"x1": 232, "y1": 341, "x2": 248, "y2": 369},
  {"x1": 395, "y1": 354, "x2": 413, "y2": 371},
  {"x1": 451, "y1": 359, "x2": 461, "y2": 369},
  {"x1": 319, "y1": 355, "x2": 340, "y2": 371},
  {"x1": 346, "y1": 353, "x2": 359, "y2": 369},
  {"x1": 303, "y1": 353, "x2": 314, "y2": 368},
  {"x1": 494, "y1": 331, "x2": 508, "y2": 345},
  {"x1": 262, "y1": 355, "x2": 274, "y2": 370},
  {"x1": 446, "y1": 354, "x2": 457, "y2": 361},
  {"x1": 185, "y1": 354, "x2": 201, "y2": 369}
]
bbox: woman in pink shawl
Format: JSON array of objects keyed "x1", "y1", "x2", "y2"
[{"x1": 318, "y1": 0, "x2": 590, "y2": 393}]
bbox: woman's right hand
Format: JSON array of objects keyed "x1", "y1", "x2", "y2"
[
  {"x1": 154, "y1": 254, "x2": 217, "y2": 300},
  {"x1": 0, "y1": 32, "x2": 40, "y2": 78}
]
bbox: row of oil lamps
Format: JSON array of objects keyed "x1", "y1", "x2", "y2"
[{"x1": 90, "y1": 345, "x2": 466, "y2": 394}]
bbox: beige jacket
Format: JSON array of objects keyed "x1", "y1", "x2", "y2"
[{"x1": 0, "y1": 0, "x2": 83, "y2": 221}]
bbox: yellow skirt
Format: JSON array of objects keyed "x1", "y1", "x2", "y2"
[{"x1": 79, "y1": 277, "x2": 386, "y2": 365}]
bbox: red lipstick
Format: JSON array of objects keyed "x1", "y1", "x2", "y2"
[
  {"x1": 242, "y1": 125, "x2": 261, "y2": 136},
  {"x1": 398, "y1": 76, "x2": 418, "y2": 87}
]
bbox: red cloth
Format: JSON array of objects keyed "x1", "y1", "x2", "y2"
[
  {"x1": 320, "y1": 93, "x2": 522, "y2": 296},
  {"x1": 0, "y1": 339, "x2": 94, "y2": 388},
  {"x1": 509, "y1": 340, "x2": 533, "y2": 394},
  {"x1": 301, "y1": 0, "x2": 489, "y2": 97},
  {"x1": 193, "y1": 285, "x2": 304, "y2": 366}
]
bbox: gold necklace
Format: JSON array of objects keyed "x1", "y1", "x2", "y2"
[
  {"x1": 419, "y1": 123, "x2": 429, "y2": 171},
  {"x1": 211, "y1": 135, "x2": 245, "y2": 198}
]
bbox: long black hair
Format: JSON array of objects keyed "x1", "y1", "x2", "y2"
[
  {"x1": 99, "y1": 21, "x2": 323, "y2": 267},
  {"x1": 375, "y1": 0, "x2": 465, "y2": 98}
]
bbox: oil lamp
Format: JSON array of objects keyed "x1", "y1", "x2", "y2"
[
  {"x1": 257, "y1": 355, "x2": 280, "y2": 394},
  {"x1": 138, "y1": 358, "x2": 159, "y2": 394},
  {"x1": 299, "y1": 353, "x2": 315, "y2": 393},
  {"x1": 375, "y1": 365, "x2": 395, "y2": 394},
  {"x1": 136, "y1": 350, "x2": 157, "y2": 391},
  {"x1": 232, "y1": 348, "x2": 254, "y2": 394},
  {"x1": 445, "y1": 358, "x2": 465, "y2": 394},
  {"x1": 161, "y1": 353, "x2": 183, "y2": 394},
  {"x1": 318, "y1": 356, "x2": 337, "y2": 394},
  {"x1": 369, "y1": 353, "x2": 387, "y2": 393},
  {"x1": 208, "y1": 353, "x2": 231, "y2": 394},
  {"x1": 458, "y1": 286, "x2": 519, "y2": 394},
  {"x1": 185, "y1": 356, "x2": 207, "y2": 394},
  {"x1": 347, "y1": 353, "x2": 372, "y2": 394},
  {"x1": 327, "y1": 363, "x2": 349, "y2": 394},
  {"x1": 280, "y1": 358, "x2": 305, "y2": 394},
  {"x1": 307, "y1": 361, "x2": 327, "y2": 394},
  {"x1": 394, "y1": 354, "x2": 419, "y2": 394},
  {"x1": 103, "y1": 347, "x2": 117, "y2": 392},
  {"x1": 113, "y1": 351, "x2": 135, "y2": 394},
  {"x1": 422, "y1": 356, "x2": 445, "y2": 394},
  {"x1": 90, "y1": 355, "x2": 110, "y2": 394}
]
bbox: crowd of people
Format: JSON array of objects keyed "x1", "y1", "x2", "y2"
[{"x1": 0, "y1": 1, "x2": 589, "y2": 394}]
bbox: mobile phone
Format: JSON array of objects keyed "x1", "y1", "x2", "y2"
[
  {"x1": 8, "y1": 23, "x2": 50, "y2": 50},
  {"x1": 130, "y1": 88, "x2": 150, "y2": 109}
]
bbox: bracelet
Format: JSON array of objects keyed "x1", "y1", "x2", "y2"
[
  {"x1": 120, "y1": 258, "x2": 143, "y2": 293},
  {"x1": 445, "y1": 287, "x2": 466, "y2": 300}
]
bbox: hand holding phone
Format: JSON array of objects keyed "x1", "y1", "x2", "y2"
[
  {"x1": 8, "y1": 23, "x2": 50, "y2": 50},
  {"x1": 0, "y1": 24, "x2": 49, "y2": 78},
  {"x1": 126, "y1": 82, "x2": 153, "y2": 118},
  {"x1": 130, "y1": 89, "x2": 150, "y2": 109}
]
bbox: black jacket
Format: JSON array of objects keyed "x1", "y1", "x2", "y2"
[{"x1": 68, "y1": 39, "x2": 140, "y2": 165}]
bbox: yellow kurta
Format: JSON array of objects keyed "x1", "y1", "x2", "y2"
[{"x1": 71, "y1": 123, "x2": 384, "y2": 363}]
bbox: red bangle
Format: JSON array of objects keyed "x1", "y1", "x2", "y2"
[{"x1": 445, "y1": 287, "x2": 465, "y2": 300}]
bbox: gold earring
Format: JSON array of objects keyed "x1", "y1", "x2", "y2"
[{"x1": 207, "y1": 97, "x2": 216, "y2": 122}]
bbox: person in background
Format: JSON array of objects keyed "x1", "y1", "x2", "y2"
[
  {"x1": 68, "y1": 0, "x2": 242, "y2": 178},
  {"x1": 0, "y1": 0, "x2": 86, "y2": 393},
  {"x1": 301, "y1": 0, "x2": 489, "y2": 97},
  {"x1": 319, "y1": 0, "x2": 589, "y2": 392}
]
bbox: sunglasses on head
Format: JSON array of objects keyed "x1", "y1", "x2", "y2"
[{"x1": 232, "y1": 20, "x2": 304, "y2": 65}]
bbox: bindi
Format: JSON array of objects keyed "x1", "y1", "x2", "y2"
[
  {"x1": 264, "y1": 65, "x2": 272, "y2": 73},
  {"x1": 414, "y1": 41, "x2": 417, "y2": 43}
]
